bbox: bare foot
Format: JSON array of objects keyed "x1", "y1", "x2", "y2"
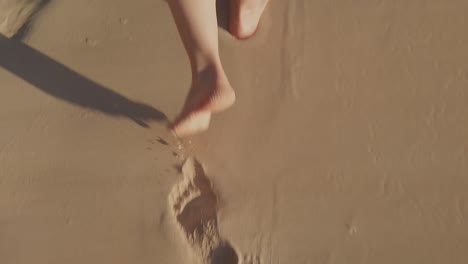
[
  {"x1": 171, "y1": 64, "x2": 235, "y2": 137},
  {"x1": 229, "y1": 0, "x2": 269, "y2": 39}
]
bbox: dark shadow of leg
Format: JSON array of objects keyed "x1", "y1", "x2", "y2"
[
  {"x1": 210, "y1": 242, "x2": 239, "y2": 264},
  {"x1": 0, "y1": 34, "x2": 167, "y2": 127},
  {"x1": 216, "y1": 0, "x2": 229, "y2": 31}
]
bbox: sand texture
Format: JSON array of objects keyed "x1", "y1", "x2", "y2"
[{"x1": 1, "y1": 0, "x2": 468, "y2": 263}]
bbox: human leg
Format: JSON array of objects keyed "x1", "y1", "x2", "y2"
[{"x1": 168, "y1": 0, "x2": 236, "y2": 136}]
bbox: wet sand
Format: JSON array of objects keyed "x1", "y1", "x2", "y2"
[{"x1": 1, "y1": 0, "x2": 468, "y2": 263}]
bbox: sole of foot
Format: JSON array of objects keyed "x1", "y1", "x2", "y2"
[{"x1": 229, "y1": 0, "x2": 269, "y2": 39}]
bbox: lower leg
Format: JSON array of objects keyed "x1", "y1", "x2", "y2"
[
  {"x1": 168, "y1": 0, "x2": 235, "y2": 136},
  {"x1": 229, "y1": 0, "x2": 269, "y2": 39}
]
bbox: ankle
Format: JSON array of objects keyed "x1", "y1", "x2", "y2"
[
  {"x1": 235, "y1": 0, "x2": 268, "y2": 14},
  {"x1": 192, "y1": 61, "x2": 225, "y2": 82},
  {"x1": 190, "y1": 53, "x2": 221, "y2": 73}
]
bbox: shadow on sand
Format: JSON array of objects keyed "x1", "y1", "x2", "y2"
[
  {"x1": 0, "y1": 34, "x2": 167, "y2": 127},
  {"x1": 216, "y1": 0, "x2": 230, "y2": 30}
]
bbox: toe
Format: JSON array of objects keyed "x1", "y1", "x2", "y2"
[{"x1": 171, "y1": 111, "x2": 211, "y2": 137}]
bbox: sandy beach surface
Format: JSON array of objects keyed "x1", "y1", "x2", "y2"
[{"x1": 1, "y1": 0, "x2": 468, "y2": 263}]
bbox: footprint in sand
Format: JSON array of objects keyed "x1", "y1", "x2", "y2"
[
  {"x1": 242, "y1": 254, "x2": 261, "y2": 264},
  {"x1": 169, "y1": 157, "x2": 238, "y2": 264}
]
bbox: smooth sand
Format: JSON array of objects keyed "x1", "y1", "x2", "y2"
[{"x1": 1, "y1": 0, "x2": 468, "y2": 263}]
